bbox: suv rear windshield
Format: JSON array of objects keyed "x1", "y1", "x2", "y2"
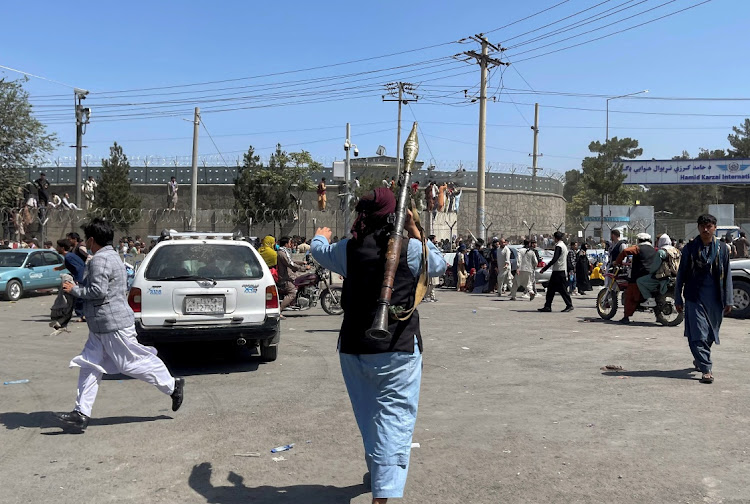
[{"x1": 145, "y1": 243, "x2": 264, "y2": 281}]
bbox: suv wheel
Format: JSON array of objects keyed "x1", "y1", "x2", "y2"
[
  {"x1": 732, "y1": 280, "x2": 750, "y2": 318},
  {"x1": 260, "y1": 344, "x2": 278, "y2": 362}
]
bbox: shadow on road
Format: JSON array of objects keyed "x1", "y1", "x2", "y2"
[
  {"x1": 188, "y1": 462, "x2": 367, "y2": 504},
  {"x1": 0, "y1": 411, "x2": 172, "y2": 431},
  {"x1": 282, "y1": 312, "x2": 338, "y2": 318},
  {"x1": 304, "y1": 329, "x2": 339, "y2": 333},
  {"x1": 156, "y1": 343, "x2": 263, "y2": 377},
  {"x1": 601, "y1": 368, "x2": 697, "y2": 380}
]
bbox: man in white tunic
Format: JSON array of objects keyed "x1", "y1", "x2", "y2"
[
  {"x1": 510, "y1": 239, "x2": 537, "y2": 301},
  {"x1": 496, "y1": 239, "x2": 514, "y2": 295},
  {"x1": 54, "y1": 217, "x2": 184, "y2": 433}
]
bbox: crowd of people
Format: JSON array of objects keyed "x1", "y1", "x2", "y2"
[{"x1": 13, "y1": 193, "x2": 735, "y2": 502}]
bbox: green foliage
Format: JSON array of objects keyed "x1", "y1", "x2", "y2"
[
  {"x1": 233, "y1": 144, "x2": 318, "y2": 215},
  {"x1": 581, "y1": 137, "x2": 643, "y2": 204},
  {"x1": 573, "y1": 137, "x2": 642, "y2": 237},
  {"x1": 0, "y1": 78, "x2": 58, "y2": 207},
  {"x1": 728, "y1": 119, "x2": 750, "y2": 158},
  {"x1": 557, "y1": 118, "x2": 750, "y2": 231},
  {"x1": 233, "y1": 146, "x2": 263, "y2": 213},
  {"x1": 94, "y1": 142, "x2": 142, "y2": 231}
]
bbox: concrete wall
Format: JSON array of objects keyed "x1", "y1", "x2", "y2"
[
  {"x1": 436, "y1": 187, "x2": 567, "y2": 241},
  {"x1": 15, "y1": 184, "x2": 566, "y2": 245}
]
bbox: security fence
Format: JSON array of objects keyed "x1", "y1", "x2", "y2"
[
  {"x1": 26, "y1": 166, "x2": 564, "y2": 196},
  {"x1": 0, "y1": 206, "x2": 356, "y2": 244}
]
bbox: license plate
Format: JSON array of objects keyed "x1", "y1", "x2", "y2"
[{"x1": 184, "y1": 296, "x2": 225, "y2": 314}]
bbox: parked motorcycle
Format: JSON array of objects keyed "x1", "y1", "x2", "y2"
[
  {"x1": 282, "y1": 264, "x2": 343, "y2": 315},
  {"x1": 596, "y1": 265, "x2": 683, "y2": 326}
]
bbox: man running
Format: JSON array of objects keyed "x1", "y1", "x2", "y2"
[{"x1": 54, "y1": 218, "x2": 184, "y2": 433}]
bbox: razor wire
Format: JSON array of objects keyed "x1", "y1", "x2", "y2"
[{"x1": 0, "y1": 207, "x2": 307, "y2": 228}]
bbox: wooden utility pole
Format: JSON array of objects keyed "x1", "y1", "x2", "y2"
[
  {"x1": 459, "y1": 35, "x2": 508, "y2": 241},
  {"x1": 190, "y1": 107, "x2": 200, "y2": 231},
  {"x1": 530, "y1": 102, "x2": 542, "y2": 192},
  {"x1": 383, "y1": 82, "x2": 418, "y2": 175}
]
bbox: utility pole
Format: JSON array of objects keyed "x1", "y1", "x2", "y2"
[
  {"x1": 383, "y1": 82, "x2": 418, "y2": 175},
  {"x1": 73, "y1": 88, "x2": 90, "y2": 208},
  {"x1": 459, "y1": 35, "x2": 508, "y2": 241},
  {"x1": 190, "y1": 107, "x2": 200, "y2": 232},
  {"x1": 530, "y1": 102, "x2": 542, "y2": 192},
  {"x1": 344, "y1": 122, "x2": 351, "y2": 237}
]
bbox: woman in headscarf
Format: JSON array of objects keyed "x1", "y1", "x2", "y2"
[
  {"x1": 257, "y1": 235, "x2": 277, "y2": 269},
  {"x1": 453, "y1": 244, "x2": 467, "y2": 291},
  {"x1": 575, "y1": 243, "x2": 593, "y2": 294},
  {"x1": 310, "y1": 187, "x2": 445, "y2": 503}
]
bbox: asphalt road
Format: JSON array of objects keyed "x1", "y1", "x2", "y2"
[{"x1": 1, "y1": 287, "x2": 749, "y2": 504}]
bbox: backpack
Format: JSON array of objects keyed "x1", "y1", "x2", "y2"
[{"x1": 654, "y1": 246, "x2": 681, "y2": 279}]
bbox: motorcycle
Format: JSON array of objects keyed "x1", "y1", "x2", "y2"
[
  {"x1": 596, "y1": 265, "x2": 684, "y2": 326},
  {"x1": 282, "y1": 264, "x2": 344, "y2": 315}
]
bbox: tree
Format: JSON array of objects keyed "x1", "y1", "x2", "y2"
[
  {"x1": 728, "y1": 119, "x2": 750, "y2": 158},
  {"x1": 95, "y1": 142, "x2": 142, "y2": 231},
  {"x1": 580, "y1": 137, "x2": 643, "y2": 242},
  {"x1": 233, "y1": 144, "x2": 318, "y2": 234},
  {"x1": 645, "y1": 148, "x2": 727, "y2": 229},
  {"x1": 0, "y1": 78, "x2": 57, "y2": 207},
  {"x1": 233, "y1": 146, "x2": 263, "y2": 218}
]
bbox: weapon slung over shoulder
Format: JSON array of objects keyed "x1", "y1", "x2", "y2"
[{"x1": 366, "y1": 122, "x2": 419, "y2": 340}]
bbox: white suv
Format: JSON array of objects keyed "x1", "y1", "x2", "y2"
[{"x1": 128, "y1": 232, "x2": 281, "y2": 361}]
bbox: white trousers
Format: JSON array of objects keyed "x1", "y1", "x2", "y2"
[
  {"x1": 70, "y1": 325, "x2": 175, "y2": 417},
  {"x1": 498, "y1": 268, "x2": 514, "y2": 293},
  {"x1": 510, "y1": 271, "x2": 535, "y2": 299}
]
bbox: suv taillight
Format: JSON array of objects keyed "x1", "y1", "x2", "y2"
[
  {"x1": 265, "y1": 285, "x2": 279, "y2": 310},
  {"x1": 128, "y1": 288, "x2": 142, "y2": 313}
]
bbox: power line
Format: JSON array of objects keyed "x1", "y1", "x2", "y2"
[
  {"x1": 59, "y1": 121, "x2": 397, "y2": 145},
  {"x1": 29, "y1": 56, "x2": 458, "y2": 105},
  {"x1": 24, "y1": 2, "x2": 594, "y2": 102},
  {"x1": 491, "y1": 99, "x2": 750, "y2": 117},
  {"x1": 33, "y1": 61, "x2": 473, "y2": 122},
  {"x1": 414, "y1": 83, "x2": 750, "y2": 101},
  {"x1": 501, "y1": 0, "x2": 624, "y2": 44},
  {"x1": 505, "y1": 0, "x2": 650, "y2": 50},
  {"x1": 509, "y1": 0, "x2": 714, "y2": 63},
  {"x1": 406, "y1": 102, "x2": 437, "y2": 167},
  {"x1": 420, "y1": 132, "x2": 582, "y2": 160},
  {"x1": 507, "y1": 0, "x2": 680, "y2": 56},
  {"x1": 28, "y1": 42, "x2": 461, "y2": 98},
  {"x1": 200, "y1": 118, "x2": 230, "y2": 168},
  {"x1": 0, "y1": 64, "x2": 80, "y2": 90},
  {"x1": 484, "y1": 0, "x2": 573, "y2": 34}
]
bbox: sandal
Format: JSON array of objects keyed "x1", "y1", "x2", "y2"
[{"x1": 700, "y1": 374, "x2": 714, "y2": 384}]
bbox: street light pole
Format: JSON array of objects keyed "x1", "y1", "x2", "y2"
[{"x1": 606, "y1": 89, "x2": 648, "y2": 142}]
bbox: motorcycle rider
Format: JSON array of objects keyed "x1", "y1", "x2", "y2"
[
  {"x1": 635, "y1": 233, "x2": 678, "y2": 303},
  {"x1": 614, "y1": 232, "x2": 656, "y2": 324},
  {"x1": 608, "y1": 229, "x2": 627, "y2": 272},
  {"x1": 276, "y1": 236, "x2": 308, "y2": 313}
]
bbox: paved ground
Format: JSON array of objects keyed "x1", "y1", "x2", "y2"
[{"x1": 1, "y1": 287, "x2": 749, "y2": 504}]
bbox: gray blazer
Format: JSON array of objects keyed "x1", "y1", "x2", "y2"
[{"x1": 71, "y1": 245, "x2": 135, "y2": 333}]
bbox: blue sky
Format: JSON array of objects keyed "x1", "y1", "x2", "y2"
[{"x1": 2, "y1": 0, "x2": 748, "y2": 177}]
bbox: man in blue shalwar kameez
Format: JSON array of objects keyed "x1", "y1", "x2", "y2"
[
  {"x1": 675, "y1": 214, "x2": 733, "y2": 384},
  {"x1": 311, "y1": 188, "x2": 445, "y2": 503}
]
